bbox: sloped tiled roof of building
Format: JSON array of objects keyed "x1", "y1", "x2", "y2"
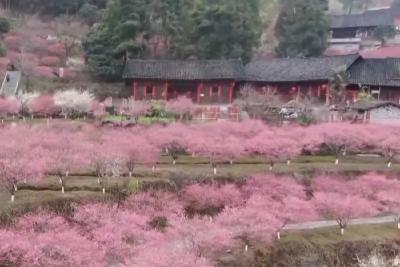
[
  {"x1": 245, "y1": 54, "x2": 360, "y2": 82},
  {"x1": 347, "y1": 58, "x2": 400, "y2": 87},
  {"x1": 351, "y1": 100, "x2": 400, "y2": 111},
  {"x1": 330, "y1": 8, "x2": 394, "y2": 29},
  {"x1": 122, "y1": 59, "x2": 245, "y2": 80}
]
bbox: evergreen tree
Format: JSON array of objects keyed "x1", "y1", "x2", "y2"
[
  {"x1": 275, "y1": 0, "x2": 328, "y2": 58},
  {"x1": 83, "y1": 0, "x2": 262, "y2": 79},
  {"x1": 83, "y1": 0, "x2": 149, "y2": 80},
  {"x1": 179, "y1": 0, "x2": 262, "y2": 63}
]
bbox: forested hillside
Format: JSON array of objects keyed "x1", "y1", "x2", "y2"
[{"x1": 0, "y1": 0, "x2": 377, "y2": 85}]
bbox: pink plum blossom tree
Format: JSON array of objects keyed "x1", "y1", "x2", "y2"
[
  {"x1": 165, "y1": 96, "x2": 197, "y2": 120},
  {"x1": 0, "y1": 97, "x2": 21, "y2": 120},
  {"x1": 27, "y1": 94, "x2": 57, "y2": 118},
  {"x1": 314, "y1": 192, "x2": 381, "y2": 235}
]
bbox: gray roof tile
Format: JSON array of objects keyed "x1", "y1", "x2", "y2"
[
  {"x1": 330, "y1": 8, "x2": 394, "y2": 29},
  {"x1": 347, "y1": 58, "x2": 400, "y2": 87},
  {"x1": 122, "y1": 59, "x2": 245, "y2": 80},
  {"x1": 245, "y1": 54, "x2": 360, "y2": 82}
]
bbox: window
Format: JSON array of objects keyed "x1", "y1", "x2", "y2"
[
  {"x1": 211, "y1": 85, "x2": 219, "y2": 96},
  {"x1": 146, "y1": 86, "x2": 153, "y2": 96}
]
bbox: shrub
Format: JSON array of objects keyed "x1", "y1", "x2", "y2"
[
  {"x1": 79, "y1": 3, "x2": 101, "y2": 25},
  {"x1": 0, "y1": 17, "x2": 10, "y2": 34}
]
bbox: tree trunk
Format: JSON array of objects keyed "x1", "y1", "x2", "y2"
[
  {"x1": 152, "y1": 166, "x2": 156, "y2": 173},
  {"x1": 244, "y1": 244, "x2": 248, "y2": 252},
  {"x1": 277, "y1": 231, "x2": 281, "y2": 240},
  {"x1": 61, "y1": 186, "x2": 65, "y2": 194},
  {"x1": 173, "y1": 159, "x2": 176, "y2": 165},
  {"x1": 287, "y1": 160, "x2": 291, "y2": 165},
  {"x1": 340, "y1": 227, "x2": 345, "y2": 235},
  {"x1": 97, "y1": 177, "x2": 100, "y2": 184},
  {"x1": 129, "y1": 171, "x2": 132, "y2": 177},
  {"x1": 269, "y1": 163, "x2": 274, "y2": 171},
  {"x1": 13, "y1": 183, "x2": 17, "y2": 192},
  {"x1": 387, "y1": 161, "x2": 392, "y2": 168},
  {"x1": 102, "y1": 187, "x2": 105, "y2": 194},
  {"x1": 230, "y1": 159, "x2": 233, "y2": 165},
  {"x1": 335, "y1": 158, "x2": 339, "y2": 165},
  {"x1": 213, "y1": 167, "x2": 217, "y2": 175},
  {"x1": 11, "y1": 194, "x2": 15, "y2": 202}
]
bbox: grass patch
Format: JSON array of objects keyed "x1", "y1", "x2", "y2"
[{"x1": 281, "y1": 223, "x2": 400, "y2": 245}]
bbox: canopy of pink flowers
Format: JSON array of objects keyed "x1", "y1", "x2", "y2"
[{"x1": 0, "y1": 121, "x2": 398, "y2": 265}]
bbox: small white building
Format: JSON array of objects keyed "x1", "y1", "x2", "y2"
[{"x1": 351, "y1": 101, "x2": 400, "y2": 124}]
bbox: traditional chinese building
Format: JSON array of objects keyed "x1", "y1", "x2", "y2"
[
  {"x1": 327, "y1": 6, "x2": 400, "y2": 55},
  {"x1": 122, "y1": 55, "x2": 400, "y2": 106},
  {"x1": 347, "y1": 57, "x2": 400, "y2": 103},
  {"x1": 122, "y1": 59, "x2": 244, "y2": 105},
  {"x1": 244, "y1": 54, "x2": 361, "y2": 103}
]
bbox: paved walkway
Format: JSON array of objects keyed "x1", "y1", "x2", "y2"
[
  {"x1": 283, "y1": 216, "x2": 398, "y2": 230},
  {"x1": 0, "y1": 71, "x2": 21, "y2": 96}
]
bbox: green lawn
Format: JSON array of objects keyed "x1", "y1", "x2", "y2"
[{"x1": 281, "y1": 223, "x2": 400, "y2": 245}]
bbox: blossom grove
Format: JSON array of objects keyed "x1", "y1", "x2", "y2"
[{"x1": 0, "y1": 121, "x2": 399, "y2": 266}]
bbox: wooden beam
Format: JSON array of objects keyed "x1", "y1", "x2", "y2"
[{"x1": 133, "y1": 81, "x2": 138, "y2": 100}]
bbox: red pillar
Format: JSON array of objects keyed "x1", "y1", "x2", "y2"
[
  {"x1": 325, "y1": 85, "x2": 330, "y2": 105},
  {"x1": 197, "y1": 82, "x2": 203, "y2": 104},
  {"x1": 133, "y1": 81, "x2": 138, "y2": 100},
  {"x1": 218, "y1": 83, "x2": 222, "y2": 97},
  {"x1": 317, "y1": 86, "x2": 321, "y2": 97},
  {"x1": 164, "y1": 81, "x2": 168, "y2": 101},
  {"x1": 152, "y1": 86, "x2": 156, "y2": 98},
  {"x1": 228, "y1": 82, "x2": 235, "y2": 104},
  {"x1": 143, "y1": 85, "x2": 147, "y2": 98}
]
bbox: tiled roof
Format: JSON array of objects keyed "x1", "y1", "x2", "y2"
[
  {"x1": 245, "y1": 54, "x2": 360, "y2": 82},
  {"x1": 122, "y1": 59, "x2": 245, "y2": 80},
  {"x1": 347, "y1": 58, "x2": 400, "y2": 87},
  {"x1": 351, "y1": 100, "x2": 400, "y2": 111},
  {"x1": 330, "y1": 8, "x2": 394, "y2": 29}
]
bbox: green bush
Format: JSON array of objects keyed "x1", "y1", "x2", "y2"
[
  {"x1": 0, "y1": 42, "x2": 6, "y2": 57},
  {"x1": 0, "y1": 17, "x2": 10, "y2": 34}
]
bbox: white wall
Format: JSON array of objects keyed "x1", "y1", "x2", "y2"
[{"x1": 370, "y1": 106, "x2": 400, "y2": 124}]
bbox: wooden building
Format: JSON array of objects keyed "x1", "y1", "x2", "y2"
[
  {"x1": 122, "y1": 59, "x2": 244, "y2": 105},
  {"x1": 330, "y1": 8, "x2": 394, "y2": 39},
  {"x1": 122, "y1": 56, "x2": 400, "y2": 106},
  {"x1": 347, "y1": 57, "x2": 400, "y2": 103},
  {"x1": 244, "y1": 54, "x2": 361, "y2": 104},
  {"x1": 328, "y1": 7, "x2": 398, "y2": 54}
]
